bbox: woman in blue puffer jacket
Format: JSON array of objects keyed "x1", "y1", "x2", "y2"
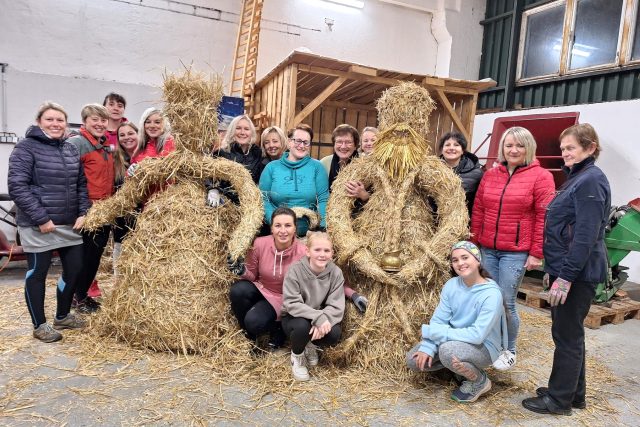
[{"x1": 8, "y1": 102, "x2": 90, "y2": 343}]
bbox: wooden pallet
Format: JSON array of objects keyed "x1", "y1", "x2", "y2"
[{"x1": 517, "y1": 280, "x2": 640, "y2": 329}]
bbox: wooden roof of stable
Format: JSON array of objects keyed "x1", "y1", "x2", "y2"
[{"x1": 254, "y1": 51, "x2": 496, "y2": 107}]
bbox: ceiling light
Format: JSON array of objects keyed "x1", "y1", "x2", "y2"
[{"x1": 322, "y1": 0, "x2": 365, "y2": 9}]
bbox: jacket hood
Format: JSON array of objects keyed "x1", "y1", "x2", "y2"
[
  {"x1": 298, "y1": 256, "x2": 336, "y2": 280},
  {"x1": 279, "y1": 151, "x2": 311, "y2": 169},
  {"x1": 25, "y1": 125, "x2": 63, "y2": 146},
  {"x1": 454, "y1": 152, "x2": 480, "y2": 174},
  {"x1": 459, "y1": 276, "x2": 502, "y2": 295}
]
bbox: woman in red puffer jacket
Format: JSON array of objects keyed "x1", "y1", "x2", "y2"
[{"x1": 471, "y1": 126, "x2": 555, "y2": 370}]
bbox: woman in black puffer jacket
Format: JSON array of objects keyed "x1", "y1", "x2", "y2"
[
  {"x1": 438, "y1": 132, "x2": 484, "y2": 217},
  {"x1": 8, "y1": 102, "x2": 90, "y2": 343}
]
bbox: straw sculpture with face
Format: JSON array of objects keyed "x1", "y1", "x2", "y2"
[
  {"x1": 83, "y1": 69, "x2": 263, "y2": 356},
  {"x1": 325, "y1": 82, "x2": 469, "y2": 372}
]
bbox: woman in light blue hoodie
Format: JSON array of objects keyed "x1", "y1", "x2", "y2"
[{"x1": 406, "y1": 241, "x2": 507, "y2": 403}]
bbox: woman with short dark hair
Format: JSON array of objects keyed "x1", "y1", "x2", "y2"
[{"x1": 437, "y1": 131, "x2": 483, "y2": 216}]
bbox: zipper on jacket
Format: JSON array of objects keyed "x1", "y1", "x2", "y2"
[
  {"x1": 515, "y1": 222, "x2": 520, "y2": 246},
  {"x1": 493, "y1": 172, "x2": 514, "y2": 249},
  {"x1": 59, "y1": 144, "x2": 71, "y2": 215}
]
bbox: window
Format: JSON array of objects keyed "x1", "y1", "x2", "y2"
[
  {"x1": 517, "y1": 0, "x2": 640, "y2": 82},
  {"x1": 520, "y1": 3, "x2": 566, "y2": 79}
]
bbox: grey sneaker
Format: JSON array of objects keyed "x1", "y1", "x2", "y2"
[
  {"x1": 451, "y1": 373, "x2": 492, "y2": 403},
  {"x1": 53, "y1": 313, "x2": 87, "y2": 330},
  {"x1": 33, "y1": 323, "x2": 62, "y2": 343},
  {"x1": 304, "y1": 342, "x2": 319, "y2": 366}
]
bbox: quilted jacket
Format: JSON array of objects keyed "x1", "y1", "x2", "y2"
[
  {"x1": 8, "y1": 126, "x2": 90, "y2": 227},
  {"x1": 470, "y1": 159, "x2": 555, "y2": 258}
]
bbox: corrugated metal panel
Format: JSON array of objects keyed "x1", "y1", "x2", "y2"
[
  {"x1": 479, "y1": 0, "x2": 640, "y2": 111},
  {"x1": 512, "y1": 69, "x2": 640, "y2": 108}
]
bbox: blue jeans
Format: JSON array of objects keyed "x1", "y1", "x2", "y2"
[{"x1": 480, "y1": 248, "x2": 528, "y2": 353}]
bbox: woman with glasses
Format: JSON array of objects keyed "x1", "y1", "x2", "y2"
[
  {"x1": 470, "y1": 126, "x2": 555, "y2": 371},
  {"x1": 259, "y1": 124, "x2": 329, "y2": 237},
  {"x1": 320, "y1": 124, "x2": 360, "y2": 190}
]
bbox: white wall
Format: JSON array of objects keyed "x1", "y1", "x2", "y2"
[
  {"x1": 0, "y1": 0, "x2": 485, "y2": 241},
  {"x1": 472, "y1": 100, "x2": 640, "y2": 282}
]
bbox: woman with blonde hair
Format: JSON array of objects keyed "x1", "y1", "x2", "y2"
[
  {"x1": 260, "y1": 125, "x2": 287, "y2": 164},
  {"x1": 471, "y1": 126, "x2": 555, "y2": 370},
  {"x1": 219, "y1": 114, "x2": 263, "y2": 183},
  {"x1": 131, "y1": 107, "x2": 175, "y2": 164},
  {"x1": 359, "y1": 126, "x2": 378, "y2": 156}
]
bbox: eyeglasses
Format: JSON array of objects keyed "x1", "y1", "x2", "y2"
[
  {"x1": 335, "y1": 139, "x2": 354, "y2": 147},
  {"x1": 289, "y1": 138, "x2": 311, "y2": 147}
]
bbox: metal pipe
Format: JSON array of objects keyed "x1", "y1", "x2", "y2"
[{"x1": 0, "y1": 63, "x2": 7, "y2": 132}]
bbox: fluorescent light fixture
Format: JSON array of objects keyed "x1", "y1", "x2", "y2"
[{"x1": 322, "y1": 0, "x2": 364, "y2": 8}]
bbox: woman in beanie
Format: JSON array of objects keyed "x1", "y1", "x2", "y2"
[{"x1": 406, "y1": 241, "x2": 507, "y2": 403}]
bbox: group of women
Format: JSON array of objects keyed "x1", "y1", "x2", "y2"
[{"x1": 8, "y1": 101, "x2": 611, "y2": 413}]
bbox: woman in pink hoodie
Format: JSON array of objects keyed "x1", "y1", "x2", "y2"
[{"x1": 229, "y1": 207, "x2": 306, "y2": 349}]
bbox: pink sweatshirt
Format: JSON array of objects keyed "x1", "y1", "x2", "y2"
[{"x1": 241, "y1": 235, "x2": 355, "y2": 320}]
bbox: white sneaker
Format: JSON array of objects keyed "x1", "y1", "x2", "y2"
[
  {"x1": 304, "y1": 342, "x2": 319, "y2": 366},
  {"x1": 290, "y1": 351, "x2": 309, "y2": 381},
  {"x1": 492, "y1": 350, "x2": 516, "y2": 371}
]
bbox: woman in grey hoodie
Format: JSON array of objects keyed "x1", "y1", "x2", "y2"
[{"x1": 281, "y1": 232, "x2": 345, "y2": 381}]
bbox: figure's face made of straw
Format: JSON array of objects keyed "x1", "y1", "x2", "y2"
[{"x1": 372, "y1": 126, "x2": 428, "y2": 181}]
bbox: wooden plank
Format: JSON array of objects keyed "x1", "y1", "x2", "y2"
[
  {"x1": 275, "y1": 68, "x2": 285, "y2": 128},
  {"x1": 311, "y1": 107, "x2": 322, "y2": 158},
  {"x1": 349, "y1": 64, "x2": 377, "y2": 76},
  {"x1": 286, "y1": 65, "x2": 298, "y2": 130},
  {"x1": 320, "y1": 107, "x2": 336, "y2": 147},
  {"x1": 345, "y1": 109, "x2": 358, "y2": 129},
  {"x1": 297, "y1": 64, "x2": 400, "y2": 88},
  {"x1": 423, "y1": 76, "x2": 445, "y2": 87},
  {"x1": 296, "y1": 96, "x2": 376, "y2": 112},
  {"x1": 292, "y1": 77, "x2": 346, "y2": 126},
  {"x1": 434, "y1": 89, "x2": 472, "y2": 143}
]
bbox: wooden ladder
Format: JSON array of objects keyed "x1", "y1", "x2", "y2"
[{"x1": 229, "y1": 0, "x2": 264, "y2": 108}]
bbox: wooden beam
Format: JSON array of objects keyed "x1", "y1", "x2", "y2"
[
  {"x1": 349, "y1": 64, "x2": 377, "y2": 76},
  {"x1": 297, "y1": 96, "x2": 377, "y2": 112},
  {"x1": 434, "y1": 89, "x2": 471, "y2": 143},
  {"x1": 286, "y1": 64, "x2": 298, "y2": 130},
  {"x1": 422, "y1": 76, "x2": 444, "y2": 87},
  {"x1": 291, "y1": 76, "x2": 346, "y2": 126},
  {"x1": 297, "y1": 64, "x2": 401, "y2": 87}
]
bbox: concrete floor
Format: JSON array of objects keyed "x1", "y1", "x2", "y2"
[{"x1": 1, "y1": 259, "x2": 639, "y2": 426}]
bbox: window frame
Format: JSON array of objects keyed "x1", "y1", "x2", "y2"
[{"x1": 516, "y1": 0, "x2": 640, "y2": 83}]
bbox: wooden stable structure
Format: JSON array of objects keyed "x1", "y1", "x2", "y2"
[{"x1": 249, "y1": 51, "x2": 495, "y2": 159}]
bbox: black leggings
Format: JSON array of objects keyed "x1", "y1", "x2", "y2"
[
  {"x1": 229, "y1": 280, "x2": 278, "y2": 341},
  {"x1": 76, "y1": 225, "x2": 111, "y2": 300},
  {"x1": 281, "y1": 315, "x2": 342, "y2": 354},
  {"x1": 25, "y1": 244, "x2": 84, "y2": 327}
]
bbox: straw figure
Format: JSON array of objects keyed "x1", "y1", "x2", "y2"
[
  {"x1": 325, "y1": 82, "x2": 469, "y2": 372},
  {"x1": 83, "y1": 69, "x2": 263, "y2": 356}
]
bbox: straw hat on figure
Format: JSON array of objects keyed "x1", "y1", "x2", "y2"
[
  {"x1": 326, "y1": 82, "x2": 469, "y2": 371},
  {"x1": 83, "y1": 70, "x2": 263, "y2": 355}
]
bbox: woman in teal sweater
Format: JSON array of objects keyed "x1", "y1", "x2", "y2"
[
  {"x1": 259, "y1": 124, "x2": 329, "y2": 237},
  {"x1": 406, "y1": 241, "x2": 507, "y2": 403}
]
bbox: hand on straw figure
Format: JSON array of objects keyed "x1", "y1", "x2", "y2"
[
  {"x1": 548, "y1": 277, "x2": 572, "y2": 306},
  {"x1": 226, "y1": 254, "x2": 245, "y2": 276},
  {"x1": 350, "y1": 292, "x2": 368, "y2": 313}
]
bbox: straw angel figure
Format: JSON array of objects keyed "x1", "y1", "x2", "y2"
[
  {"x1": 83, "y1": 70, "x2": 263, "y2": 355},
  {"x1": 325, "y1": 82, "x2": 469, "y2": 370}
]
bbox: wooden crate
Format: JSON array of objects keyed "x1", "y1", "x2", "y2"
[
  {"x1": 250, "y1": 51, "x2": 495, "y2": 159},
  {"x1": 517, "y1": 280, "x2": 640, "y2": 329}
]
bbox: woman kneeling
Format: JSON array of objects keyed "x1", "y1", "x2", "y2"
[
  {"x1": 406, "y1": 241, "x2": 506, "y2": 403},
  {"x1": 282, "y1": 232, "x2": 345, "y2": 381}
]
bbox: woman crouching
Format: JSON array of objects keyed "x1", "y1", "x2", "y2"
[
  {"x1": 281, "y1": 232, "x2": 345, "y2": 381},
  {"x1": 406, "y1": 241, "x2": 506, "y2": 403}
]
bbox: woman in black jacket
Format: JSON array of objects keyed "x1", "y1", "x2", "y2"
[
  {"x1": 219, "y1": 114, "x2": 264, "y2": 183},
  {"x1": 8, "y1": 102, "x2": 90, "y2": 343},
  {"x1": 522, "y1": 123, "x2": 610, "y2": 416},
  {"x1": 437, "y1": 132, "x2": 483, "y2": 216}
]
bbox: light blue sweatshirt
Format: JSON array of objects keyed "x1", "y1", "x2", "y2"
[
  {"x1": 259, "y1": 152, "x2": 329, "y2": 236},
  {"x1": 418, "y1": 276, "x2": 506, "y2": 362}
]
